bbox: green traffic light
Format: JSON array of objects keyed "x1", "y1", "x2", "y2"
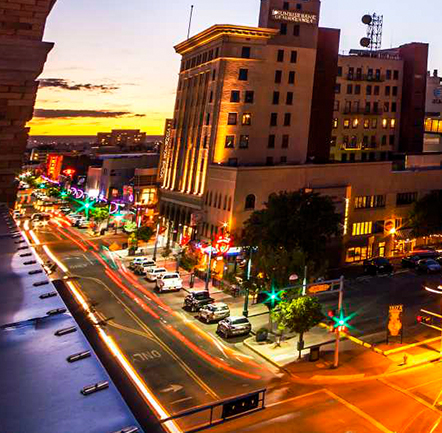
[{"x1": 332, "y1": 310, "x2": 356, "y2": 330}]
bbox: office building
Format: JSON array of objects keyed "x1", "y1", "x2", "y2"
[
  {"x1": 96, "y1": 130, "x2": 147, "y2": 148},
  {"x1": 424, "y1": 69, "x2": 442, "y2": 152}
]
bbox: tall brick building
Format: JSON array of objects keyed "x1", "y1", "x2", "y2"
[{"x1": 0, "y1": 0, "x2": 56, "y2": 206}]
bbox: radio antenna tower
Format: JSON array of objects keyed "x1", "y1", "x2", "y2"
[
  {"x1": 360, "y1": 13, "x2": 383, "y2": 51},
  {"x1": 187, "y1": 5, "x2": 194, "y2": 40}
]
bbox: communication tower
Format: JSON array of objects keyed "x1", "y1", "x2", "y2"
[{"x1": 360, "y1": 13, "x2": 383, "y2": 51}]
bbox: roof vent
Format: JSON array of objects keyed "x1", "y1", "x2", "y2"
[
  {"x1": 24, "y1": 260, "x2": 37, "y2": 265},
  {"x1": 17, "y1": 246, "x2": 29, "y2": 251},
  {"x1": 29, "y1": 270, "x2": 43, "y2": 275},
  {"x1": 33, "y1": 280, "x2": 49, "y2": 287},
  {"x1": 112, "y1": 427, "x2": 140, "y2": 433},
  {"x1": 81, "y1": 381, "x2": 109, "y2": 396},
  {"x1": 55, "y1": 326, "x2": 77, "y2": 337},
  {"x1": 20, "y1": 253, "x2": 32, "y2": 257},
  {"x1": 40, "y1": 292, "x2": 58, "y2": 299},
  {"x1": 67, "y1": 350, "x2": 91, "y2": 363},
  {"x1": 15, "y1": 240, "x2": 25, "y2": 244},
  {"x1": 46, "y1": 308, "x2": 67, "y2": 316}
]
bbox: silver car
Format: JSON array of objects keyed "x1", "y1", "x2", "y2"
[
  {"x1": 199, "y1": 303, "x2": 230, "y2": 323},
  {"x1": 217, "y1": 316, "x2": 251, "y2": 338}
]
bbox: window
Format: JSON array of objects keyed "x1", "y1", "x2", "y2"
[
  {"x1": 362, "y1": 135, "x2": 369, "y2": 147},
  {"x1": 334, "y1": 100, "x2": 340, "y2": 111},
  {"x1": 242, "y1": 113, "x2": 252, "y2": 125},
  {"x1": 347, "y1": 84, "x2": 353, "y2": 94},
  {"x1": 283, "y1": 1, "x2": 289, "y2": 10},
  {"x1": 286, "y1": 92, "x2": 293, "y2": 105},
  {"x1": 332, "y1": 118, "x2": 338, "y2": 129},
  {"x1": 356, "y1": 68, "x2": 362, "y2": 79},
  {"x1": 203, "y1": 135, "x2": 208, "y2": 148},
  {"x1": 280, "y1": 23, "x2": 287, "y2": 35},
  {"x1": 355, "y1": 85, "x2": 361, "y2": 95},
  {"x1": 393, "y1": 70, "x2": 399, "y2": 80},
  {"x1": 349, "y1": 153, "x2": 356, "y2": 162},
  {"x1": 275, "y1": 70, "x2": 282, "y2": 84},
  {"x1": 288, "y1": 71, "x2": 295, "y2": 84},
  {"x1": 277, "y1": 49, "x2": 284, "y2": 62},
  {"x1": 386, "y1": 70, "x2": 392, "y2": 80},
  {"x1": 245, "y1": 91, "x2": 254, "y2": 103},
  {"x1": 209, "y1": 91, "x2": 213, "y2": 103},
  {"x1": 282, "y1": 134, "x2": 289, "y2": 148},
  {"x1": 392, "y1": 86, "x2": 398, "y2": 96},
  {"x1": 270, "y1": 113, "x2": 278, "y2": 127},
  {"x1": 390, "y1": 119, "x2": 396, "y2": 129},
  {"x1": 384, "y1": 102, "x2": 390, "y2": 113},
  {"x1": 245, "y1": 194, "x2": 256, "y2": 210},
  {"x1": 382, "y1": 135, "x2": 387, "y2": 146},
  {"x1": 341, "y1": 154, "x2": 348, "y2": 162},
  {"x1": 206, "y1": 113, "x2": 210, "y2": 125},
  {"x1": 284, "y1": 113, "x2": 291, "y2": 126},
  {"x1": 225, "y1": 135, "x2": 235, "y2": 148},
  {"x1": 337, "y1": 66, "x2": 342, "y2": 77},
  {"x1": 367, "y1": 69, "x2": 373, "y2": 80},
  {"x1": 366, "y1": 85, "x2": 372, "y2": 95},
  {"x1": 238, "y1": 69, "x2": 248, "y2": 81},
  {"x1": 348, "y1": 67, "x2": 354, "y2": 79},
  {"x1": 266, "y1": 157, "x2": 274, "y2": 166},
  {"x1": 280, "y1": 156, "x2": 287, "y2": 164},
  {"x1": 344, "y1": 119, "x2": 350, "y2": 129},
  {"x1": 241, "y1": 46, "x2": 251, "y2": 59},
  {"x1": 290, "y1": 51, "x2": 298, "y2": 63},
  {"x1": 335, "y1": 83, "x2": 341, "y2": 94},
  {"x1": 330, "y1": 136, "x2": 337, "y2": 147},
  {"x1": 382, "y1": 118, "x2": 388, "y2": 129},
  {"x1": 230, "y1": 91, "x2": 240, "y2": 103},
  {"x1": 391, "y1": 102, "x2": 397, "y2": 113},
  {"x1": 365, "y1": 102, "x2": 371, "y2": 114},
  {"x1": 352, "y1": 118, "x2": 359, "y2": 128},
  {"x1": 371, "y1": 118, "x2": 377, "y2": 128},
  {"x1": 354, "y1": 195, "x2": 386, "y2": 210},
  {"x1": 374, "y1": 86, "x2": 380, "y2": 96},
  {"x1": 389, "y1": 135, "x2": 395, "y2": 146},
  {"x1": 375, "y1": 69, "x2": 381, "y2": 80},
  {"x1": 385, "y1": 86, "x2": 391, "y2": 96},
  {"x1": 268, "y1": 134, "x2": 275, "y2": 148},
  {"x1": 227, "y1": 113, "x2": 237, "y2": 125},
  {"x1": 272, "y1": 91, "x2": 280, "y2": 105},
  {"x1": 228, "y1": 158, "x2": 238, "y2": 167},
  {"x1": 239, "y1": 135, "x2": 249, "y2": 149},
  {"x1": 396, "y1": 192, "x2": 417, "y2": 205},
  {"x1": 352, "y1": 221, "x2": 373, "y2": 236},
  {"x1": 364, "y1": 119, "x2": 370, "y2": 129},
  {"x1": 212, "y1": 69, "x2": 216, "y2": 81}
]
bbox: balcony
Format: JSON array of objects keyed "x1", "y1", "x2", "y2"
[
  {"x1": 343, "y1": 107, "x2": 383, "y2": 116},
  {"x1": 346, "y1": 74, "x2": 385, "y2": 82}
]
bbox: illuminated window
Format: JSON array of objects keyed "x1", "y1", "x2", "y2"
[
  {"x1": 352, "y1": 221, "x2": 373, "y2": 236},
  {"x1": 333, "y1": 118, "x2": 338, "y2": 129},
  {"x1": 225, "y1": 135, "x2": 235, "y2": 148},
  {"x1": 363, "y1": 119, "x2": 370, "y2": 129},
  {"x1": 344, "y1": 119, "x2": 350, "y2": 129},
  {"x1": 242, "y1": 113, "x2": 252, "y2": 126},
  {"x1": 352, "y1": 119, "x2": 359, "y2": 128},
  {"x1": 354, "y1": 195, "x2": 385, "y2": 209},
  {"x1": 371, "y1": 118, "x2": 377, "y2": 129},
  {"x1": 390, "y1": 119, "x2": 396, "y2": 129},
  {"x1": 382, "y1": 119, "x2": 388, "y2": 129}
]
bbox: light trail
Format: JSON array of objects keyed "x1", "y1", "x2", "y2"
[
  {"x1": 63, "y1": 224, "x2": 99, "y2": 251},
  {"x1": 42, "y1": 245, "x2": 69, "y2": 273},
  {"x1": 53, "y1": 226, "x2": 88, "y2": 252},
  {"x1": 65, "y1": 281, "x2": 181, "y2": 433},
  {"x1": 29, "y1": 230, "x2": 41, "y2": 245},
  {"x1": 24, "y1": 219, "x2": 30, "y2": 231}
]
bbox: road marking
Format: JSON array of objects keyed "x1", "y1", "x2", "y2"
[
  {"x1": 161, "y1": 385, "x2": 183, "y2": 393},
  {"x1": 324, "y1": 389, "x2": 393, "y2": 433},
  {"x1": 266, "y1": 389, "x2": 326, "y2": 408},
  {"x1": 430, "y1": 417, "x2": 442, "y2": 433},
  {"x1": 407, "y1": 376, "x2": 442, "y2": 391},
  {"x1": 171, "y1": 397, "x2": 193, "y2": 405},
  {"x1": 133, "y1": 351, "x2": 162, "y2": 362}
]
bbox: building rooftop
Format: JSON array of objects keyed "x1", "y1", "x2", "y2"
[{"x1": 0, "y1": 207, "x2": 143, "y2": 433}]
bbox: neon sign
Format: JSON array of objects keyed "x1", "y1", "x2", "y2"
[
  {"x1": 214, "y1": 234, "x2": 232, "y2": 255},
  {"x1": 271, "y1": 9, "x2": 318, "y2": 24}
]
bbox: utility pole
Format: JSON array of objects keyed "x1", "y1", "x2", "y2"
[
  {"x1": 243, "y1": 247, "x2": 253, "y2": 317},
  {"x1": 334, "y1": 275, "x2": 345, "y2": 368},
  {"x1": 153, "y1": 221, "x2": 160, "y2": 261}
]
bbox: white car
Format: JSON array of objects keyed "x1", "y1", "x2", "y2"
[
  {"x1": 146, "y1": 267, "x2": 167, "y2": 282},
  {"x1": 155, "y1": 272, "x2": 183, "y2": 293},
  {"x1": 135, "y1": 261, "x2": 157, "y2": 276},
  {"x1": 130, "y1": 257, "x2": 155, "y2": 271}
]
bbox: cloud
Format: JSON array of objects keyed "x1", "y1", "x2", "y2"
[
  {"x1": 33, "y1": 109, "x2": 145, "y2": 119},
  {"x1": 38, "y1": 78, "x2": 119, "y2": 93}
]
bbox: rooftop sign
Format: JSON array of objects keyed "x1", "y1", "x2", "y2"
[{"x1": 271, "y1": 9, "x2": 318, "y2": 25}]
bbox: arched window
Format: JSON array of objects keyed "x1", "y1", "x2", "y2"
[{"x1": 245, "y1": 194, "x2": 256, "y2": 211}]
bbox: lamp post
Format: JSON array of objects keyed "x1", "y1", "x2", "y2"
[
  {"x1": 242, "y1": 247, "x2": 253, "y2": 318},
  {"x1": 205, "y1": 245, "x2": 213, "y2": 292},
  {"x1": 153, "y1": 221, "x2": 160, "y2": 261}
]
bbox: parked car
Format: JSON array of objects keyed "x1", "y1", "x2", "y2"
[
  {"x1": 402, "y1": 255, "x2": 422, "y2": 268},
  {"x1": 417, "y1": 259, "x2": 441, "y2": 274},
  {"x1": 156, "y1": 272, "x2": 183, "y2": 293},
  {"x1": 145, "y1": 267, "x2": 167, "y2": 282},
  {"x1": 363, "y1": 257, "x2": 393, "y2": 275},
  {"x1": 183, "y1": 290, "x2": 214, "y2": 312},
  {"x1": 217, "y1": 316, "x2": 252, "y2": 338},
  {"x1": 74, "y1": 218, "x2": 89, "y2": 229},
  {"x1": 134, "y1": 262, "x2": 156, "y2": 275},
  {"x1": 130, "y1": 257, "x2": 155, "y2": 271},
  {"x1": 402, "y1": 251, "x2": 439, "y2": 268},
  {"x1": 199, "y1": 303, "x2": 230, "y2": 323}
]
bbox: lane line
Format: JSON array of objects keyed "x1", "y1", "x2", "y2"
[
  {"x1": 430, "y1": 417, "x2": 442, "y2": 433},
  {"x1": 266, "y1": 389, "x2": 326, "y2": 408},
  {"x1": 407, "y1": 376, "x2": 442, "y2": 391},
  {"x1": 324, "y1": 389, "x2": 393, "y2": 433}
]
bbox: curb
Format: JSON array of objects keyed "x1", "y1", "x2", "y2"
[{"x1": 243, "y1": 338, "x2": 291, "y2": 374}]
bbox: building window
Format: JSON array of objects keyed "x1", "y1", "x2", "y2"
[
  {"x1": 390, "y1": 119, "x2": 396, "y2": 129},
  {"x1": 280, "y1": 156, "x2": 287, "y2": 164},
  {"x1": 288, "y1": 71, "x2": 295, "y2": 84},
  {"x1": 266, "y1": 157, "x2": 274, "y2": 166},
  {"x1": 286, "y1": 92, "x2": 293, "y2": 105},
  {"x1": 293, "y1": 24, "x2": 300, "y2": 36},
  {"x1": 382, "y1": 135, "x2": 387, "y2": 146},
  {"x1": 282, "y1": 134, "x2": 289, "y2": 148},
  {"x1": 290, "y1": 51, "x2": 298, "y2": 63},
  {"x1": 212, "y1": 69, "x2": 216, "y2": 81},
  {"x1": 334, "y1": 100, "x2": 340, "y2": 111},
  {"x1": 230, "y1": 90, "x2": 240, "y2": 103},
  {"x1": 275, "y1": 70, "x2": 282, "y2": 84},
  {"x1": 335, "y1": 84, "x2": 341, "y2": 94},
  {"x1": 330, "y1": 136, "x2": 337, "y2": 147},
  {"x1": 352, "y1": 221, "x2": 373, "y2": 236},
  {"x1": 367, "y1": 69, "x2": 373, "y2": 80},
  {"x1": 354, "y1": 195, "x2": 386, "y2": 209},
  {"x1": 227, "y1": 113, "x2": 237, "y2": 125},
  {"x1": 284, "y1": 113, "x2": 291, "y2": 126},
  {"x1": 238, "y1": 69, "x2": 248, "y2": 81},
  {"x1": 355, "y1": 84, "x2": 361, "y2": 95},
  {"x1": 384, "y1": 102, "x2": 390, "y2": 113},
  {"x1": 203, "y1": 135, "x2": 208, "y2": 148},
  {"x1": 366, "y1": 85, "x2": 372, "y2": 95},
  {"x1": 392, "y1": 86, "x2": 398, "y2": 96},
  {"x1": 393, "y1": 70, "x2": 399, "y2": 80},
  {"x1": 270, "y1": 113, "x2": 278, "y2": 127},
  {"x1": 228, "y1": 158, "x2": 238, "y2": 167},
  {"x1": 364, "y1": 119, "x2": 370, "y2": 129},
  {"x1": 343, "y1": 119, "x2": 350, "y2": 129},
  {"x1": 283, "y1": 1, "x2": 289, "y2": 10},
  {"x1": 209, "y1": 91, "x2": 214, "y2": 103},
  {"x1": 341, "y1": 154, "x2": 348, "y2": 162},
  {"x1": 273, "y1": 91, "x2": 280, "y2": 105},
  {"x1": 396, "y1": 192, "x2": 417, "y2": 205},
  {"x1": 333, "y1": 118, "x2": 338, "y2": 129},
  {"x1": 389, "y1": 135, "x2": 395, "y2": 146},
  {"x1": 386, "y1": 70, "x2": 392, "y2": 80},
  {"x1": 241, "y1": 46, "x2": 251, "y2": 59},
  {"x1": 347, "y1": 84, "x2": 353, "y2": 95},
  {"x1": 391, "y1": 102, "x2": 397, "y2": 113},
  {"x1": 245, "y1": 194, "x2": 256, "y2": 211},
  {"x1": 372, "y1": 118, "x2": 378, "y2": 128},
  {"x1": 239, "y1": 135, "x2": 249, "y2": 149},
  {"x1": 277, "y1": 49, "x2": 284, "y2": 62},
  {"x1": 352, "y1": 118, "x2": 359, "y2": 129},
  {"x1": 245, "y1": 91, "x2": 254, "y2": 103},
  {"x1": 385, "y1": 86, "x2": 391, "y2": 96},
  {"x1": 206, "y1": 113, "x2": 210, "y2": 125},
  {"x1": 337, "y1": 66, "x2": 342, "y2": 77},
  {"x1": 356, "y1": 68, "x2": 362, "y2": 79},
  {"x1": 348, "y1": 67, "x2": 354, "y2": 79},
  {"x1": 228, "y1": 196, "x2": 232, "y2": 211},
  {"x1": 280, "y1": 23, "x2": 287, "y2": 35},
  {"x1": 242, "y1": 113, "x2": 252, "y2": 125},
  {"x1": 225, "y1": 135, "x2": 235, "y2": 148},
  {"x1": 268, "y1": 135, "x2": 275, "y2": 148},
  {"x1": 382, "y1": 118, "x2": 388, "y2": 129},
  {"x1": 374, "y1": 85, "x2": 380, "y2": 96}
]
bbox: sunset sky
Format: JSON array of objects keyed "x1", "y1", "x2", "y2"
[{"x1": 29, "y1": 0, "x2": 442, "y2": 136}]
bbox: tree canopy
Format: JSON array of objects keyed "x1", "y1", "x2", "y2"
[
  {"x1": 409, "y1": 192, "x2": 442, "y2": 238},
  {"x1": 90, "y1": 206, "x2": 109, "y2": 222}
]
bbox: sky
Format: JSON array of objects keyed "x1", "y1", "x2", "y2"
[{"x1": 29, "y1": 0, "x2": 442, "y2": 136}]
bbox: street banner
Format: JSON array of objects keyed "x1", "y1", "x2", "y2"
[{"x1": 387, "y1": 304, "x2": 403, "y2": 343}]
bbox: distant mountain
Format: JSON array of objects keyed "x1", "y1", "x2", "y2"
[{"x1": 29, "y1": 135, "x2": 163, "y2": 145}]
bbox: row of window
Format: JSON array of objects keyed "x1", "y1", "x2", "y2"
[
  {"x1": 223, "y1": 156, "x2": 287, "y2": 167},
  {"x1": 227, "y1": 112, "x2": 252, "y2": 126},
  {"x1": 337, "y1": 67, "x2": 400, "y2": 80},
  {"x1": 354, "y1": 195, "x2": 386, "y2": 209},
  {"x1": 335, "y1": 100, "x2": 398, "y2": 114},
  {"x1": 237, "y1": 68, "x2": 296, "y2": 85},
  {"x1": 205, "y1": 191, "x2": 232, "y2": 211},
  {"x1": 279, "y1": 22, "x2": 301, "y2": 37},
  {"x1": 181, "y1": 47, "x2": 220, "y2": 72},
  {"x1": 224, "y1": 134, "x2": 291, "y2": 149},
  {"x1": 331, "y1": 134, "x2": 395, "y2": 147},
  {"x1": 334, "y1": 118, "x2": 396, "y2": 129},
  {"x1": 335, "y1": 84, "x2": 399, "y2": 96}
]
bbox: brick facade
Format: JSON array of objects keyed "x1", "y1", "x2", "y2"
[{"x1": 0, "y1": 0, "x2": 56, "y2": 206}]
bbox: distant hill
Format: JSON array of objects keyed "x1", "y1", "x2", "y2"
[{"x1": 29, "y1": 135, "x2": 163, "y2": 145}]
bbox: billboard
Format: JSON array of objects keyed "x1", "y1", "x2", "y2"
[{"x1": 47, "y1": 154, "x2": 63, "y2": 181}]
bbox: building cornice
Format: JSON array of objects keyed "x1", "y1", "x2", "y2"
[{"x1": 174, "y1": 24, "x2": 279, "y2": 55}]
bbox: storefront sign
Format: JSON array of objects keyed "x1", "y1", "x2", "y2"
[
  {"x1": 271, "y1": 9, "x2": 318, "y2": 24},
  {"x1": 159, "y1": 119, "x2": 173, "y2": 182},
  {"x1": 214, "y1": 234, "x2": 232, "y2": 255},
  {"x1": 387, "y1": 304, "x2": 403, "y2": 343},
  {"x1": 308, "y1": 284, "x2": 331, "y2": 295},
  {"x1": 47, "y1": 154, "x2": 63, "y2": 181},
  {"x1": 384, "y1": 219, "x2": 395, "y2": 236}
]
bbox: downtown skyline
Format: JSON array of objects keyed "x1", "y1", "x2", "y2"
[{"x1": 29, "y1": 0, "x2": 442, "y2": 136}]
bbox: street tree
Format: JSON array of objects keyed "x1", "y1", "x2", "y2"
[
  {"x1": 409, "y1": 192, "x2": 442, "y2": 238},
  {"x1": 90, "y1": 206, "x2": 109, "y2": 223},
  {"x1": 271, "y1": 296, "x2": 324, "y2": 359},
  {"x1": 136, "y1": 226, "x2": 154, "y2": 243}
]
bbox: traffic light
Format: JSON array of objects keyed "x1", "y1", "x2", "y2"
[
  {"x1": 417, "y1": 315, "x2": 433, "y2": 325},
  {"x1": 330, "y1": 309, "x2": 355, "y2": 333},
  {"x1": 262, "y1": 285, "x2": 285, "y2": 309}
]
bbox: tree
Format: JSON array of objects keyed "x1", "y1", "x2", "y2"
[
  {"x1": 47, "y1": 187, "x2": 60, "y2": 198},
  {"x1": 409, "y1": 192, "x2": 442, "y2": 238},
  {"x1": 90, "y1": 206, "x2": 109, "y2": 223},
  {"x1": 136, "y1": 226, "x2": 154, "y2": 243},
  {"x1": 271, "y1": 296, "x2": 324, "y2": 359}
]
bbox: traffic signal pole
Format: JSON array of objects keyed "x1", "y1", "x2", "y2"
[{"x1": 334, "y1": 276, "x2": 345, "y2": 368}]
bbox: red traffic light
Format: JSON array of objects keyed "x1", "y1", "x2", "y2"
[
  {"x1": 417, "y1": 315, "x2": 423, "y2": 323},
  {"x1": 328, "y1": 310, "x2": 335, "y2": 318}
]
